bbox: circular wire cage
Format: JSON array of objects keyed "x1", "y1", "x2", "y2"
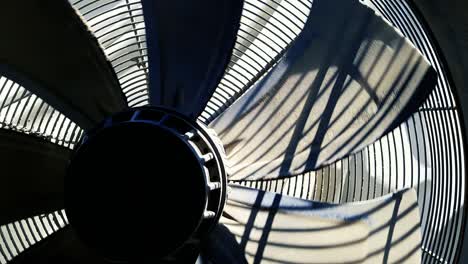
[{"x1": 0, "y1": 0, "x2": 464, "y2": 263}]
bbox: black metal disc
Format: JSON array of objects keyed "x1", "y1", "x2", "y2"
[{"x1": 66, "y1": 121, "x2": 207, "y2": 261}]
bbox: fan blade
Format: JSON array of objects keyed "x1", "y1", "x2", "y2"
[
  {"x1": 209, "y1": 0, "x2": 437, "y2": 180},
  {"x1": 0, "y1": 0, "x2": 127, "y2": 131},
  {"x1": 10, "y1": 226, "x2": 106, "y2": 264},
  {"x1": 202, "y1": 184, "x2": 421, "y2": 264},
  {"x1": 142, "y1": 0, "x2": 244, "y2": 119},
  {"x1": 201, "y1": 224, "x2": 249, "y2": 264},
  {"x1": 0, "y1": 129, "x2": 70, "y2": 225}
]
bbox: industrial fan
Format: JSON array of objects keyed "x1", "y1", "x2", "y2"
[{"x1": 0, "y1": 0, "x2": 441, "y2": 263}]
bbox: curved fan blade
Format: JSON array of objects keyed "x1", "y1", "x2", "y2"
[
  {"x1": 0, "y1": 0, "x2": 127, "y2": 131},
  {"x1": 0, "y1": 129, "x2": 70, "y2": 225},
  {"x1": 201, "y1": 224, "x2": 249, "y2": 264},
  {"x1": 142, "y1": 0, "x2": 244, "y2": 119},
  {"x1": 202, "y1": 184, "x2": 421, "y2": 264},
  {"x1": 210, "y1": 0, "x2": 437, "y2": 180},
  {"x1": 10, "y1": 226, "x2": 106, "y2": 264}
]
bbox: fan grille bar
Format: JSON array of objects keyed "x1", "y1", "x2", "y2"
[
  {"x1": 0, "y1": 77, "x2": 83, "y2": 149},
  {"x1": 0, "y1": 0, "x2": 463, "y2": 263},
  {"x1": 0, "y1": 211, "x2": 67, "y2": 263},
  {"x1": 232, "y1": 1, "x2": 465, "y2": 263}
]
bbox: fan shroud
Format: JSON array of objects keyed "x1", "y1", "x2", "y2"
[{"x1": 0, "y1": 0, "x2": 463, "y2": 263}]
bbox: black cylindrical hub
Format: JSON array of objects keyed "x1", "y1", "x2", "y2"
[{"x1": 66, "y1": 107, "x2": 227, "y2": 262}]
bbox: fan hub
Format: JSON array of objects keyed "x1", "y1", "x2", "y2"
[{"x1": 65, "y1": 107, "x2": 227, "y2": 262}]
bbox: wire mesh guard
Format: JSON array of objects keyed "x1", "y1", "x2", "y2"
[{"x1": 0, "y1": 0, "x2": 463, "y2": 263}]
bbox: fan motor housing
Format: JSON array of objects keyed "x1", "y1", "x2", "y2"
[{"x1": 65, "y1": 107, "x2": 227, "y2": 262}]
